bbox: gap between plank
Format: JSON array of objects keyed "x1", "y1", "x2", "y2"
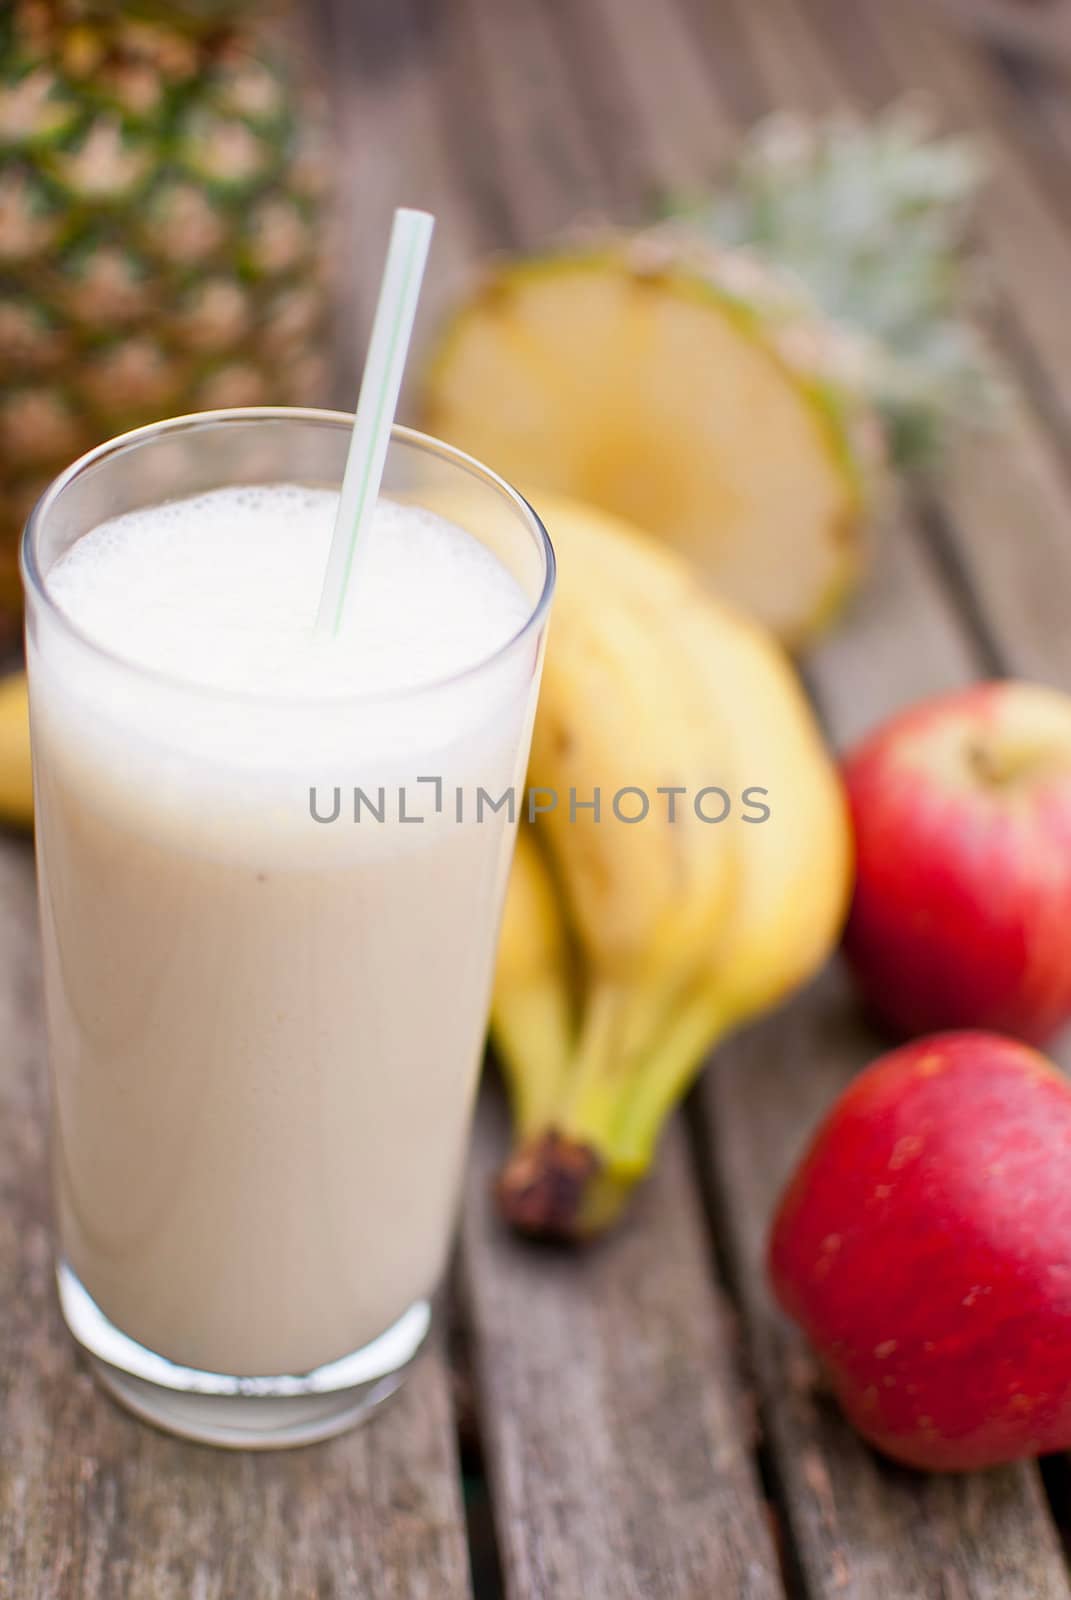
[
  {"x1": 682, "y1": 1089, "x2": 809, "y2": 1600},
  {"x1": 910, "y1": 497, "x2": 1007, "y2": 680},
  {"x1": 447, "y1": 1278, "x2": 507, "y2": 1600}
]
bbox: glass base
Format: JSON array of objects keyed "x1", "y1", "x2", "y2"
[{"x1": 58, "y1": 1262, "x2": 431, "y2": 1449}]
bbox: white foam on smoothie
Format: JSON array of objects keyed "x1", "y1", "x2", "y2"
[
  {"x1": 32, "y1": 485, "x2": 541, "y2": 863},
  {"x1": 46, "y1": 485, "x2": 531, "y2": 698}
]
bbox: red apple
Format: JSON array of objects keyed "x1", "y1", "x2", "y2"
[
  {"x1": 842, "y1": 680, "x2": 1071, "y2": 1043},
  {"x1": 768, "y1": 1032, "x2": 1071, "y2": 1472}
]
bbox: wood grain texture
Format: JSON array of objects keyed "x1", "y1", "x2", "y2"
[
  {"x1": 927, "y1": 418, "x2": 1071, "y2": 688},
  {"x1": 725, "y1": 0, "x2": 844, "y2": 115},
  {"x1": 532, "y1": 0, "x2": 674, "y2": 216},
  {"x1": 0, "y1": 847, "x2": 472, "y2": 1599},
  {"x1": 314, "y1": 0, "x2": 489, "y2": 399},
  {"x1": 931, "y1": 0, "x2": 1071, "y2": 67},
  {"x1": 845, "y1": 0, "x2": 1071, "y2": 446},
  {"x1": 677, "y1": 1, "x2": 1071, "y2": 1591},
  {"x1": 779, "y1": 0, "x2": 1071, "y2": 693},
  {"x1": 698, "y1": 454, "x2": 1071, "y2": 1600},
  {"x1": 453, "y1": 0, "x2": 607, "y2": 239},
  {"x1": 997, "y1": 49, "x2": 1071, "y2": 215},
  {"x1": 461, "y1": 1095, "x2": 783, "y2": 1600},
  {"x1": 578, "y1": 0, "x2": 735, "y2": 191}
]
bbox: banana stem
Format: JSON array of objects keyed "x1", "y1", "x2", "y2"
[
  {"x1": 611, "y1": 991, "x2": 732, "y2": 1168},
  {"x1": 494, "y1": 979, "x2": 732, "y2": 1240},
  {"x1": 558, "y1": 979, "x2": 674, "y2": 1148},
  {"x1": 495, "y1": 978, "x2": 670, "y2": 1240}
]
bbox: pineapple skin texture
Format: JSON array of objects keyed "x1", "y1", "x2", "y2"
[{"x1": 0, "y1": 1, "x2": 333, "y2": 611}]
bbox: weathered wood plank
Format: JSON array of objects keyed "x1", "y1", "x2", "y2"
[
  {"x1": 769, "y1": 0, "x2": 1071, "y2": 692},
  {"x1": 863, "y1": 0, "x2": 1071, "y2": 219},
  {"x1": 847, "y1": 0, "x2": 1071, "y2": 450},
  {"x1": 316, "y1": 0, "x2": 487, "y2": 399},
  {"x1": 800, "y1": 498, "x2": 978, "y2": 742},
  {"x1": 662, "y1": 1, "x2": 1071, "y2": 1591},
  {"x1": 451, "y1": 0, "x2": 607, "y2": 240},
  {"x1": 462, "y1": 1096, "x2": 783, "y2": 1600},
  {"x1": 982, "y1": 46, "x2": 1071, "y2": 230},
  {"x1": 531, "y1": 0, "x2": 660, "y2": 218},
  {"x1": 670, "y1": 0, "x2": 767, "y2": 129},
  {"x1": 579, "y1": 0, "x2": 736, "y2": 192},
  {"x1": 724, "y1": 0, "x2": 844, "y2": 115},
  {"x1": 924, "y1": 419, "x2": 1071, "y2": 689},
  {"x1": 0, "y1": 843, "x2": 472, "y2": 1599},
  {"x1": 931, "y1": 0, "x2": 1071, "y2": 67}
]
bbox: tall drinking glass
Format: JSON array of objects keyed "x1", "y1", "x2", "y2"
[{"x1": 22, "y1": 409, "x2": 554, "y2": 1448}]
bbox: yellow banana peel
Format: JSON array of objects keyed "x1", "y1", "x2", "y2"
[
  {"x1": 492, "y1": 496, "x2": 853, "y2": 1239},
  {"x1": 491, "y1": 825, "x2": 575, "y2": 1140}
]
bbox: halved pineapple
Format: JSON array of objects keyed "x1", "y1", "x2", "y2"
[{"x1": 420, "y1": 242, "x2": 879, "y2": 647}]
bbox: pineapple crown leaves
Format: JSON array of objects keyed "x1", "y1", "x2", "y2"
[{"x1": 676, "y1": 98, "x2": 1003, "y2": 473}]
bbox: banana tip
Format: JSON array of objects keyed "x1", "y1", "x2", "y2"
[{"x1": 495, "y1": 1129, "x2": 603, "y2": 1243}]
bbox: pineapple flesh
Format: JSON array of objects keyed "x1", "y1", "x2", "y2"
[
  {"x1": 422, "y1": 239, "x2": 878, "y2": 647},
  {"x1": 0, "y1": 0, "x2": 332, "y2": 610},
  {"x1": 422, "y1": 107, "x2": 990, "y2": 647}
]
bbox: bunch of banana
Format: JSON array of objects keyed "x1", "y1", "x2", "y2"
[{"x1": 492, "y1": 496, "x2": 853, "y2": 1239}]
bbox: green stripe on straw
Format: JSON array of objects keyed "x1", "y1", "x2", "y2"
[{"x1": 317, "y1": 208, "x2": 435, "y2": 635}]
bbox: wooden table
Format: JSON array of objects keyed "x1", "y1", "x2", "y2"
[{"x1": 5, "y1": 0, "x2": 1071, "y2": 1594}]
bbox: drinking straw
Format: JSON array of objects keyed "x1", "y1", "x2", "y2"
[{"x1": 317, "y1": 208, "x2": 435, "y2": 634}]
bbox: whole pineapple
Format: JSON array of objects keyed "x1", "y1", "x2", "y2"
[{"x1": 0, "y1": 0, "x2": 333, "y2": 611}]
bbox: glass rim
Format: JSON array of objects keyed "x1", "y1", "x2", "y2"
[{"x1": 20, "y1": 406, "x2": 556, "y2": 709}]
